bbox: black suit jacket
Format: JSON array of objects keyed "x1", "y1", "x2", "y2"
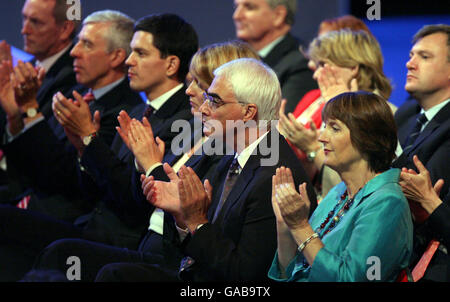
[
  {"x1": 3, "y1": 78, "x2": 142, "y2": 222},
  {"x1": 393, "y1": 99, "x2": 450, "y2": 281},
  {"x1": 178, "y1": 130, "x2": 317, "y2": 281},
  {"x1": 36, "y1": 44, "x2": 78, "y2": 119},
  {"x1": 394, "y1": 100, "x2": 450, "y2": 202},
  {"x1": 262, "y1": 33, "x2": 317, "y2": 113},
  {"x1": 75, "y1": 85, "x2": 193, "y2": 248}
]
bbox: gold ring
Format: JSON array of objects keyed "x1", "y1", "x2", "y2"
[{"x1": 56, "y1": 110, "x2": 61, "y2": 116}]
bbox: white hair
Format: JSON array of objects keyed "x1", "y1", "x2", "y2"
[
  {"x1": 83, "y1": 10, "x2": 135, "y2": 55},
  {"x1": 214, "y1": 58, "x2": 281, "y2": 122}
]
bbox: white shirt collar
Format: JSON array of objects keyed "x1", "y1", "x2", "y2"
[
  {"x1": 235, "y1": 130, "x2": 270, "y2": 171},
  {"x1": 35, "y1": 43, "x2": 72, "y2": 73},
  {"x1": 258, "y1": 35, "x2": 285, "y2": 58},
  {"x1": 421, "y1": 98, "x2": 450, "y2": 121},
  {"x1": 147, "y1": 83, "x2": 184, "y2": 112}
]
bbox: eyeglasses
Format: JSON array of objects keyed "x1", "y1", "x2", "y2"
[{"x1": 202, "y1": 92, "x2": 246, "y2": 111}]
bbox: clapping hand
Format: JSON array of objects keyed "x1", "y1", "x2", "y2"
[
  {"x1": 278, "y1": 99, "x2": 321, "y2": 153},
  {"x1": 128, "y1": 118, "x2": 165, "y2": 172},
  {"x1": 317, "y1": 63, "x2": 358, "y2": 101},
  {"x1": 272, "y1": 166, "x2": 311, "y2": 231},
  {"x1": 400, "y1": 155, "x2": 444, "y2": 222}
]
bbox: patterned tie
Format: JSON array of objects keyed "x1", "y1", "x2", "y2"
[
  {"x1": 16, "y1": 195, "x2": 31, "y2": 209},
  {"x1": 83, "y1": 90, "x2": 95, "y2": 104},
  {"x1": 403, "y1": 113, "x2": 427, "y2": 154},
  {"x1": 212, "y1": 157, "x2": 240, "y2": 222}
]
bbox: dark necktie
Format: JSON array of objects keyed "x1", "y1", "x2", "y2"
[
  {"x1": 143, "y1": 105, "x2": 153, "y2": 119},
  {"x1": 212, "y1": 157, "x2": 240, "y2": 222},
  {"x1": 83, "y1": 90, "x2": 95, "y2": 104},
  {"x1": 403, "y1": 113, "x2": 427, "y2": 154}
]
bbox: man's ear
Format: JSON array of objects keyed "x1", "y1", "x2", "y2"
[
  {"x1": 243, "y1": 103, "x2": 258, "y2": 122},
  {"x1": 166, "y1": 55, "x2": 180, "y2": 78},
  {"x1": 272, "y1": 5, "x2": 288, "y2": 27},
  {"x1": 109, "y1": 48, "x2": 127, "y2": 69},
  {"x1": 59, "y1": 20, "x2": 76, "y2": 41}
]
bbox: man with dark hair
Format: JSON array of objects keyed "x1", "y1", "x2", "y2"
[
  {"x1": 0, "y1": 13, "x2": 198, "y2": 282},
  {"x1": 232, "y1": 0, "x2": 317, "y2": 112},
  {"x1": 0, "y1": 10, "x2": 152, "y2": 281},
  {"x1": 393, "y1": 24, "x2": 450, "y2": 282},
  {"x1": 31, "y1": 58, "x2": 316, "y2": 282}
]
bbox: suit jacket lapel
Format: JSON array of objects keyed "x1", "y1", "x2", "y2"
[
  {"x1": 262, "y1": 33, "x2": 298, "y2": 67},
  {"x1": 403, "y1": 101, "x2": 450, "y2": 155},
  {"x1": 36, "y1": 45, "x2": 74, "y2": 103}
]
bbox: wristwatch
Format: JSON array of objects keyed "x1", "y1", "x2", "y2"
[
  {"x1": 21, "y1": 107, "x2": 39, "y2": 119},
  {"x1": 82, "y1": 132, "x2": 97, "y2": 146}
]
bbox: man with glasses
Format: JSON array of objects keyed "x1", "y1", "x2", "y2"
[{"x1": 91, "y1": 58, "x2": 317, "y2": 281}]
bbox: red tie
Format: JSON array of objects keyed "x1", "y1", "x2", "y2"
[
  {"x1": 411, "y1": 239, "x2": 440, "y2": 281},
  {"x1": 16, "y1": 195, "x2": 31, "y2": 209},
  {"x1": 83, "y1": 90, "x2": 95, "y2": 104}
]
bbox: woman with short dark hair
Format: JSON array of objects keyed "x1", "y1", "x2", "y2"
[{"x1": 269, "y1": 91, "x2": 413, "y2": 282}]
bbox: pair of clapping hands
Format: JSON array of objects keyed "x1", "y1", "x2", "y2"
[
  {"x1": 278, "y1": 63, "x2": 358, "y2": 153},
  {"x1": 270, "y1": 155, "x2": 444, "y2": 231},
  {"x1": 0, "y1": 41, "x2": 45, "y2": 134}
]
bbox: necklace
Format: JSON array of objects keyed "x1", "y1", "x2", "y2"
[
  {"x1": 299, "y1": 187, "x2": 362, "y2": 270},
  {"x1": 314, "y1": 187, "x2": 362, "y2": 237}
]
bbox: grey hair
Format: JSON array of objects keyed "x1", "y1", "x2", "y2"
[
  {"x1": 83, "y1": 10, "x2": 135, "y2": 56},
  {"x1": 266, "y1": 0, "x2": 297, "y2": 25},
  {"x1": 214, "y1": 58, "x2": 281, "y2": 122}
]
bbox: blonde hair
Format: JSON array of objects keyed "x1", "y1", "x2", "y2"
[
  {"x1": 308, "y1": 29, "x2": 392, "y2": 99},
  {"x1": 189, "y1": 40, "x2": 260, "y2": 87}
]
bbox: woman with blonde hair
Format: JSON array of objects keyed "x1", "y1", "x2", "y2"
[{"x1": 279, "y1": 29, "x2": 395, "y2": 199}]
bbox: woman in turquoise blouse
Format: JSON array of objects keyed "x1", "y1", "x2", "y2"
[{"x1": 270, "y1": 92, "x2": 413, "y2": 282}]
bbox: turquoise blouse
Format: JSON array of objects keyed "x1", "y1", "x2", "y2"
[{"x1": 268, "y1": 168, "x2": 413, "y2": 282}]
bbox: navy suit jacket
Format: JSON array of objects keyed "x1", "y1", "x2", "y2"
[
  {"x1": 36, "y1": 44, "x2": 78, "y2": 119},
  {"x1": 262, "y1": 33, "x2": 317, "y2": 113},
  {"x1": 178, "y1": 130, "x2": 317, "y2": 281},
  {"x1": 3, "y1": 78, "x2": 142, "y2": 223},
  {"x1": 393, "y1": 99, "x2": 450, "y2": 281},
  {"x1": 75, "y1": 85, "x2": 193, "y2": 248}
]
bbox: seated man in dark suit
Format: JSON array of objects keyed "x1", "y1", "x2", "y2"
[
  {"x1": 0, "y1": 0, "x2": 79, "y2": 199},
  {"x1": 92, "y1": 58, "x2": 317, "y2": 281},
  {"x1": 232, "y1": 0, "x2": 317, "y2": 112},
  {"x1": 0, "y1": 10, "x2": 141, "y2": 221},
  {"x1": 0, "y1": 10, "x2": 145, "y2": 281},
  {"x1": 393, "y1": 24, "x2": 450, "y2": 282}
]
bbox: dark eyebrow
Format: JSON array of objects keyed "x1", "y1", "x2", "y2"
[{"x1": 206, "y1": 92, "x2": 223, "y2": 101}]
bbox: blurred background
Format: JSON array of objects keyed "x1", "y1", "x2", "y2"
[{"x1": 1, "y1": 0, "x2": 449, "y2": 107}]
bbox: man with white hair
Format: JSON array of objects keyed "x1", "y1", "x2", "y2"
[{"x1": 91, "y1": 58, "x2": 317, "y2": 281}]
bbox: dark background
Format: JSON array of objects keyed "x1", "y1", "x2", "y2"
[{"x1": 1, "y1": 0, "x2": 449, "y2": 107}]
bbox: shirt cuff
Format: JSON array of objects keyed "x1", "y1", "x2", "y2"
[{"x1": 145, "y1": 162, "x2": 163, "y2": 177}]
